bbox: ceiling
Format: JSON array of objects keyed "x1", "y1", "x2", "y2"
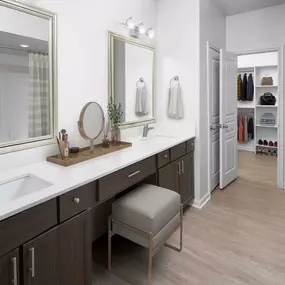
[
  {"x1": 213, "y1": 0, "x2": 285, "y2": 16},
  {"x1": 0, "y1": 31, "x2": 48, "y2": 55}
]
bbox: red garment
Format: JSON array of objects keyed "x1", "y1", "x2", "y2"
[{"x1": 239, "y1": 116, "x2": 244, "y2": 144}]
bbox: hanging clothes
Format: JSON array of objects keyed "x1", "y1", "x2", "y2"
[
  {"x1": 237, "y1": 74, "x2": 242, "y2": 101},
  {"x1": 247, "y1": 74, "x2": 254, "y2": 101},
  {"x1": 248, "y1": 117, "x2": 254, "y2": 140},
  {"x1": 241, "y1": 74, "x2": 248, "y2": 101},
  {"x1": 243, "y1": 116, "x2": 249, "y2": 142},
  {"x1": 239, "y1": 116, "x2": 244, "y2": 144}
]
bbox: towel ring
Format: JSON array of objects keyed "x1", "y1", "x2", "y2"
[
  {"x1": 136, "y1": 78, "x2": 145, "y2": 88},
  {"x1": 169, "y1": 76, "x2": 180, "y2": 87}
]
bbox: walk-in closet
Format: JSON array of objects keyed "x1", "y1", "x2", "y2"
[{"x1": 237, "y1": 52, "x2": 279, "y2": 157}]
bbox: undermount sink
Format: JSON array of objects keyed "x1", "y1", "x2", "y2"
[
  {"x1": 0, "y1": 174, "x2": 53, "y2": 205},
  {"x1": 140, "y1": 134, "x2": 177, "y2": 141}
]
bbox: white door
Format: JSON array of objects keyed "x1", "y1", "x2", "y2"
[
  {"x1": 208, "y1": 46, "x2": 220, "y2": 192},
  {"x1": 220, "y1": 49, "x2": 238, "y2": 189}
]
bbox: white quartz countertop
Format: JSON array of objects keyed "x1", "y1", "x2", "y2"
[{"x1": 0, "y1": 131, "x2": 195, "y2": 222}]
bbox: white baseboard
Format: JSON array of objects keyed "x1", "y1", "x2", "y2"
[{"x1": 192, "y1": 192, "x2": 211, "y2": 209}]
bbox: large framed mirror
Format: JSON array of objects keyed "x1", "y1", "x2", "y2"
[
  {"x1": 108, "y1": 32, "x2": 155, "y2": 128},
  {"x1": 0, "y1": 0, "x2": 57, "y2": 152}
]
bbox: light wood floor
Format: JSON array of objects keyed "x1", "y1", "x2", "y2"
[{"x1": 93, "y1": 151, "x2": 285, "y2": 285}]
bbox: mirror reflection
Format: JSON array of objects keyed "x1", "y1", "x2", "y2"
[
  {"x1": 110, "y1": 33, "x2": 155, "y2": 127},
  {"x1": 0, "y1": 3, "x2": 54, "y2": 147}
]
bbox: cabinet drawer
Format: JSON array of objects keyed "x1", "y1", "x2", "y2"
[
  {"x1": 157, "y1": 149, "x2": 170, "y2": 169},
  {"x1": 98, "y1": 156, "x2": 156, "y2": 201},
  {"x1": 187, "y1": 139, "x2": 195, "y2": 153},
  {"x1": 59, "y1": 181, "x2": 97, "y2": 223},
  {"x1": 170, "y1": 142, "x2": 187, "y2": 162},
  {"x1": 0, "y1": 199, "x2": 57, "y2": 257}
]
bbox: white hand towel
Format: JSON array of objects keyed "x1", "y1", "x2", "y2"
[
  {"x1": 168, "y1": 85, "x2": 183, "y2": 119},
  {"x1": 135, "y1": 85, "x2": 148, "y2": 116}
]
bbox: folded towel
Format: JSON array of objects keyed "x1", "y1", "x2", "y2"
[
  {"x1": 168, "y1": 85, "x2": 183, "y2": 119},
  {"x1": 135, "y1": 86, "x2": 148, "y2": 116}
]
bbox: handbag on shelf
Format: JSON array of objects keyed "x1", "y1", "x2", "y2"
[
  {"x1": 261, "y1": 75, "x2": 273, "y2": 86},
  {"x1": 260, "y1": 92, "x2": 276, "y2": 106}
]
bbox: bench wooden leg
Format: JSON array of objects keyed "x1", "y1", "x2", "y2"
[
  {"x1": 164, "y1": 205, "x2": 183, "y2": 252},
  {"x1": 148, "y1": 233, "x2": 153, "y2": 285}
]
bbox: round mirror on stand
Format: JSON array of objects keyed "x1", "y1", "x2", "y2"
[{"x1": 78, "y1": 102, "x2": 105, "y2": 152}]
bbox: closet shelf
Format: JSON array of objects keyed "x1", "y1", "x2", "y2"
[
  {"x1": 256, "y1": 105, "x2": 277, "y2": 108},
  {"x1": 256, "y1": 144, "x2": 278, "y2": 149},
  {"x1": 256, "y1": 125, "x2": 277, "y2": 128},
  {"x1": 255, "y1": 85, "x2": 278, "y2": 88}
]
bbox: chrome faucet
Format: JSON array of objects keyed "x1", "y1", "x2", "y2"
[{"x1": 142, "y1": 124, "x2": 154, "y2": 137}]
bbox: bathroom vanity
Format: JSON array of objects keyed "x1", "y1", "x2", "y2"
[{"x1": 0, "y1": 135, "x2": 194, "y2": 285}]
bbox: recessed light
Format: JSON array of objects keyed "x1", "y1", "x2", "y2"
[{"x1": 20, "y1": 44, "x2": 29, "y2": 48}]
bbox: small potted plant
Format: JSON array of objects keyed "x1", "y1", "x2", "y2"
[{"x1": 107, "y1": 97, "x2": 123, "y2": 145}]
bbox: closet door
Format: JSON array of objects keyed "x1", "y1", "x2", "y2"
[
  {"x1": 219, "y1": 49, "x2": 238, "y2": 189},
  {"x1": 208, "y1": 46, "x2": 220, "y2": 192}
]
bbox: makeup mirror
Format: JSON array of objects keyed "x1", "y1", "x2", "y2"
[{"x1": 78, "y1": 102, "x2": 105, "y2": 152}]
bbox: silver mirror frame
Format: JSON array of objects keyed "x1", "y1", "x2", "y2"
[
  {"x1": 108, "y1": 31, "x2": 156, "y2": 129},
  {"x1": 78, "y1": 102, "x2": 105, "y2": 152},
  {"x1": 0, "y1": 0, "x2": 58, "y2": 154}
]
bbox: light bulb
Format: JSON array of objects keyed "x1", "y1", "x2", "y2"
[
  {"x1": 138, "y1": 23, "x2": 146, "y2": 34},
  {"x1": 127, "y1": 18, "x2": 135, "y2": 29},
  {"x1": 147, "y1": 28, "x2": 155, "y2": 39}
]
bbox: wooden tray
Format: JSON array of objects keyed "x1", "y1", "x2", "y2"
[{"x1": 47, "y1": 141, "x2": 132, "y2": 167}]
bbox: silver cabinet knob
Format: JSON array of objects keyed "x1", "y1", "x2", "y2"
[
  {"x1": 73, "y1": 197, "x2": 80, "y2": 204},
  {"x1": 164, "y1": 154, "x2": 168, "y2": 159}
]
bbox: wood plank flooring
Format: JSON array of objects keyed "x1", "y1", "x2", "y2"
[{"x1": 93, "y1": 151, "x2": 285, "y2": 285}]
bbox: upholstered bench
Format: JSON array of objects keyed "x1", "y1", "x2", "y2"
[{"x1": 108, "y1": 184, "x2": 183, "y2": 285}]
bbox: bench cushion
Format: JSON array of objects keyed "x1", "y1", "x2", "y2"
[{"x1": 112, "y1": 184, "x2": 180, "y2": 237}]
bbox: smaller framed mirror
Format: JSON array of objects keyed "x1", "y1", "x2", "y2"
[
  {"x1": 108, "y1": 32, "x2": 156, "y2": 128},
  {"x1": 78, "y1": 102, "x2": 105, "y2": 152}
]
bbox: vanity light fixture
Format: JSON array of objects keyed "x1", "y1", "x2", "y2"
[
  {"x1": 122, "y1": 17, "x2": 154, "y2": 39},
  {"x1": 20, "y1": 44, "x2": 29, "y2": 48}
]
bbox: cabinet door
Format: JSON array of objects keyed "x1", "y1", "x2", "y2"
[
  {"x1": 58, "y1": 210, "x2": 92, "y2": 285},
  {"x1": 0, "y1": 249, "x2": 19, "y2": 285},
  {"x1": 23, "y1": 227, "x2": 58, "y2": 285},
  {"x1": 180, "y1": 153, "x2": 195, "y2": 204},
  {"x1": 159, "y1": 160, "x2": 180, "y2": 193}
]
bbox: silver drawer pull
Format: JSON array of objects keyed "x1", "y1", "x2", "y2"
[
  {"x1": 12, "y1": 257, "x2": 18, "y2": 285},
  {"x1": 30, "y1": 247, "x2": 35, "y2": 278},
  {"x1": 73, "y1": 197, "x2": 80, "y2": 204},
  {"x1": 164, "y1": 155, "x2": 168, "y2": 159},
  {"x1": 128, "y1": 170, "x2": 141, "y2": 178}
]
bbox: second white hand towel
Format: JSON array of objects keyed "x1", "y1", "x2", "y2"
[
  {"x1": 135, "y1": 85, "x2": 148, "y2": 116},
  {"x1": 168, "y1": 85, "x2": 183, "y2": 119}
]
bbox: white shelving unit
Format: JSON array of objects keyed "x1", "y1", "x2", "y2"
[{"x1": 238, "y1": 64, "x2": 279, "y2": 154}]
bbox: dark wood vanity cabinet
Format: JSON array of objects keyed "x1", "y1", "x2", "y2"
[
  {"x1": 22, "y1": 210, "x2": 91, "y2": 285},
  {"x1": 23, "y1": 227, "x2": 58, "y2": 285},
  {"x1": 0, "y1": 249, "x2": 19, "y2": 285},
  {"x1": 159, "y1": 140, "x2": 195, "y2": 205},
  {"x1": 58, "y1": 210, "x2": 92, "y2": 285}
]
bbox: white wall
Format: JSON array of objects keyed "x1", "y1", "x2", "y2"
[
  {"x1": 0, "y1": 0, "x2": 157, "y2": 171},
  {"x1": 0, "y1": 5, "x2": 49, "y2": 41},
  {"x1": 226, "y1": 4, "x2": 285, "y2": 52},
  {"x1": 156, "y1": 0, "x2": 200, "y2": 199},
  {"x1": 198, "y1": 0, "x2": 226, "y2": 200}
]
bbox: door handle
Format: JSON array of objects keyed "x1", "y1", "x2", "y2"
[
  {"x1": 128, "y1": 170, "x2": 140, "y2": 178},
  {"x1": 30, "y1": 247, "x2": 35, "y2": 278},
  {"x1": 223, "y1": 124, "x2": 229, "y2": 129},
  {"x1": 181, "y1": 160, "x2": 184, "y2": 174},
  {"x1": 12, "y1": 257, "x2": 18, "y2": 285},
  {"x1": 210, "y1": 124, "x2": 217, "y2": 131},
  {"x1": 177, "y1": 162, "x2": 182, "y2": 175}
]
